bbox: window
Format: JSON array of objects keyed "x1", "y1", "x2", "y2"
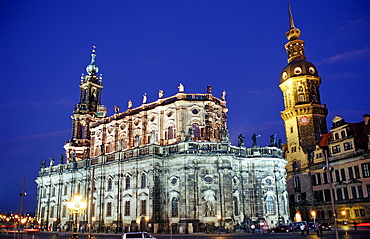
[
  {"x1": 317, "y1": 173, "x2": 322, "y2": 185},
  {"x1": 64, "y1": 185, "x2": 68, "y2": 195},
  {"x1": 352, "y1": 187, "x2": 357, "y2": 199},
  {"x1": 358, "y1": 186, "x2": 363, "y2": 198},
  {"x1": 294, "y1": 176, "x2": 301, "y2": 189},
  {"x1": 171, "y1": 197, "x2": 179, "y2": 217},
  {"x1": 362, "y1": 163, "x2": 370, "y2": 178},
  {"x1": 233, "y1": 197, "x2": 239, "y2": 216},
  {"x1": 107, "y1": 202, "x2": 112, "y2": 217},
  {"x1": 291, "y1": 146, "x2": 297, "y2": 152},
  {"x1": 343, "y1": 188, "x2": 349, "y2": 200},
  {"x1": 348, "y1": 167, "x2": 354, "y2": 180},
  {"x1": 141, "y1": 200, "x2": 147, "y2": 215},
  {"x1": 334, "y1": 133, "x2": 339, "y2": 140},
  {"x1": 62, "y1": 205, "x2": 67, "y2": 218},
  {"x1": 192, "y1": 123, "x2": 200, "y2": 138},
  {"x1": 332, "y1": 145, "x2": 341, "y2": 154},
  {"x1": 340, "y1": 168, "x2": 346, "y2": 181},
  {"x1": 52, "y1": 187, "x2": 56, "y2": 197},
  {"x1": 360, "y1": 209, "x2": 365, "y2": 217},
  {"x1": 314, "y1": 190, "x2": 323, "y2": 202},
  {"x1": 108, "y1": 179, "x2": 113, "y2": 191},
  {"x1": 324, "y1": 189, "x2": 331, "y2": 202},
  {"x1": 355, "y1": 209, "x2": 360, "y2": 217},
  {"x1": 168, "y1": 126, "x2": 175, "y2": 140},
  {"x1": 126, "y1": 176, "x2": 130, "y2": 189},
  {"x1": 323, "y1": 172, "x2": 328, "y2": 184},
  {"x1": 50, "y1": 206, "x2": 54, "y2": 218},
  {"x1": 337, "y1": 188, "x2": 343, "y2": 200},
  {"x1": 124, "y1": 201, "x2": 130, "y2": 216},
  {"x1": 344, "y1": 142, "x2": 353, "y2": 151},
  {"x1": 266, "y1": 196, "x2": 275, "y2": 215},
  {"x1": 290, "y1": 127, "x2": 293, "y2": 133},
  {"x1": 341, "y1": 131, "x2": 346, "y2": 138},
  {"x1": 141, "y1": 174, "x2": 147, "y2": 188},
  {"x1": 355, "y1": 166, "x2": 361, "y2": 178},
  {"x1": 311, "y1": 174, "x2": 317, "y2": 186},
  {"x1": 367, "y1": 185, "x2": 370, "y2": 198},
  {"x1": 335, "y1": 170, "x2": 340, "y2": 182},
  {"x1": 77, "y1": 184, "x2": 81, "y2": 194}
]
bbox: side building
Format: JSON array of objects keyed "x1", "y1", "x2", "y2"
[
  {"x1": 35, "y1": 48, "x2": 289, "y2": 233},
  {"x1": 310, "y1": 115, "x2": 370, "y2": 224}
]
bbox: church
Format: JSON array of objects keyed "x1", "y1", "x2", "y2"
[{"x1": 35, "y1": 42, "x2": 289, "y2": 233}]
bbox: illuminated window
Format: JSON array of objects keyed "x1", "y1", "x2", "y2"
[
  {"x1": 126, "y1": 176, "x2": 131, "y2": 189},
  {"x1": 171, "y1": 197, "x2": 179, "y2": 217},
  {"x1": 125, "y1": 201, "x2": 130, "y2": 216},
  {"x1": 266, "y1": 196, "x2": 275, "y2": 214}
]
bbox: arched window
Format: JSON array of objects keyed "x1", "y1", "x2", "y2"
[
  {"x1": 233, "y1": 197, "x2": 239, "y2": 216},
  {"x1": 124, "y1": 201, "x2": 130, "y2": 216},
  {"x1": 192, "y1": 123, "x2": 200, "y2": 138},
  {"x1": 171, "y1": 197, "x2": 179, "y2": 217},
  {"x1": 141, "y1": 200, "x2": 147, "y2": 215},
  {"x1": 266, "y1": 196, "x2": 275, "y2": 215},
  {"x1": 168, "y1": 126, "x2": 174, "y2": 139},
  {"x1": 126, "y1": 176, "x2": 131, "y2": 189},
  {"x1": 141, "y1": 173, "x2": 146, "y2": 188},
  {"x1": 335, "y1": 133, "x2": 339, "y2": 140},
  {"x1": 341, "y1": 131, "x2": 346, "y2": 138},
  {"x1": 108, "y1": 179, "x2": 113, "y2": 191}
]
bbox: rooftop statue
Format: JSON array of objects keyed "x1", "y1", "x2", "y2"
[
  {"x1": 238, "y1": 134, "x2": 245, "y2": 146},
  {"x1": 178, "y1": 83, "x2": 184, "y2": 93},
  {"x1": 252, "y1": 133, "x2": 261, "y2": 147}
]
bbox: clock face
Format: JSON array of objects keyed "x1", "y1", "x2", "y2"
[{"x1": 299, "y1": 116, "x2": 310, "y2": 125}]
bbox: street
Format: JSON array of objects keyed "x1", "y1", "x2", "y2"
[{"x1": 1, "y1": 229, "x2": 370, "y2": 239}]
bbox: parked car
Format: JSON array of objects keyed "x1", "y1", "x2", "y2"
[
  {"x1": 122, "y1": 232, "x2": 158, "y2": 239},
  {"x1": 274, "y1": 225, "x2": 291, "y2": 233},
  {"x1": 307, "y1": 222, "x2": 315, "y2": 230},
  {"x1": 321, "y1": 223, "x2": 331, "y2": 231}
]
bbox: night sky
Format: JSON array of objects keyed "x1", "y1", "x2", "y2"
[{"x1": 1, "y1": 0, "x2": 369, "y2": 214}]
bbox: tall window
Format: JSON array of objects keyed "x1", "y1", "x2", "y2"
[
  {"x1": 141, "y1": 174, "x2": 146, "y2": 188},
  {"x1": 343, "y1": 188, "x2": 349, "y2": 200},
  {"x1": 340, "y1": 168, "x2": 346, "y2": 181},
  {"x1": 125, "y1": 201, "x2": 130, "y2": 216},
  {"x1": 171, "y1": 197, "x2": 179, "y2": 217},
  {"x1": 77, "y1": 184, "x2": 81, "y2": 195},
  {"x1": 266, "y1": 196, "x2": 275, "y2": 215},
  {"x1": 50, "y1": 206, "x2": 55, "y2": 218},
  {"x1": 141, "y1": 200, "x2": 147, "y2": 215},
  {"x1": 348, "y1": 167, "x2": 354, "y2": 180},
  {"x1": 52, "y1": 187, "x2": 56, "y2": 197},
  {"x1": 355, "y1": 166, "x2": 361, "y2": 178},
  {"x1": 192, "y1": 123, "x2": 200, "y2": 138},
  {"x1": 358, "y1": 186, "x2": 364, "y2": 198},
  {"x1": 336, "y1": 188, "x2": 343, "y2": 200},
  {"x1": 64, "y1": 185, "x2": 68, "y2": 195},
  {"x1": 168, "y1": 126, "x2": 174, "y2": 140},
  {"x1": 107, "y1": 202, "x2": 112, "y2": 216},
  {"x1": 62, "y1": 205, "x2": 67, "y2": 218},
  {"x1": 367, "y1": 185, "x2": 370, "y2": 198},
  {"x1": 108, "y1": 179, "x2": 113, "y2": 191},
  {"x1": 323, "y1": 172, "x2": 328, "y2": 184},
  {"x1": 352, "y1": 187, "x2": 357, "y2": 199},
  {"x1": 362, "y1": 163, "x2": 370, "y2": 178},
  {"x1": 233, "y1": 197, "x2": 239, "y2": 216},
  {"x1": 126, "y1": 176, "x2": 131, "y2": 189}
]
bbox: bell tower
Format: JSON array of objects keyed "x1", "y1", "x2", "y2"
[
  {"x1": 279, "y1": 2, "x2": 328, "y2": 219},
  {"x1": 64, "y1": 46, "x2": 106, "y2": 162}
]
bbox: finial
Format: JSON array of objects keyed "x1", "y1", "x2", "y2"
[
  {"x1": 288, "y1": 0, "x2": 295, "y2": 29},
  {"x1": 86, "y1": 46, "x2": 99, "y2": 75}
]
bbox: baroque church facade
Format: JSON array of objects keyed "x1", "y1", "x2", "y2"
[{"x1": 35, "y1": 47, "x2": 289, "y2": 233}]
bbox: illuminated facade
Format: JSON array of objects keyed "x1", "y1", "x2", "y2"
[{"x1": 35, "y1": 49, "x2": 289, "y2": 233}]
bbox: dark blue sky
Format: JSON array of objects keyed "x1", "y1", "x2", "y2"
[{"x1": 1, "y1": 0, "x2": 369, "y2": 213}]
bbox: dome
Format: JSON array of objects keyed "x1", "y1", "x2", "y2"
[{"x1": 280, "y1": 60, "x2": 318, "y2": 84}]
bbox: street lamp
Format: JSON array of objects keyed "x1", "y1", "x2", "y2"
[
  {"x1": 311, "y1": 210, "x2": 316, "y2": 224},
  {"x1": 216, "y1": 214, "x2": 222, "y2": 234},
  {"x1": 67, "y1": 195, "x2": 87, "y2": 239}
]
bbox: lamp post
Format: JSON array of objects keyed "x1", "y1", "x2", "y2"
[
  {"x1": 67, "y1": 195, "x2": 87, "y2": 239},
  {"x1": 311, "y1": 210, "x2": 316, "y2": 224},
  {"x1": 216, "y1": 214, "x2": 222, "y2": 234}
]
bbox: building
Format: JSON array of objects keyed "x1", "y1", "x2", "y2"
[
  {"x1": 279, "y1": 3, "x2": 328, "y2": 221},
  {"x1": 35, "y1": 48, "x2": 289, "y2": 233},
  {"x1": 310, "y1": 115, "x2": 370, "y2": 224},
  {"x1": 280, "y1": 3, "x2": 370, "y2": 223}
]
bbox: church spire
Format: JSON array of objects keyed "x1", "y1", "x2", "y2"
[{"x1": 285, "y1": 1, "x2": 305, "y2": 62}]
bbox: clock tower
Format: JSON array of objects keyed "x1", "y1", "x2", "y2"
[{"x1": 279, "y1": 2, "x2": 328, "y2": 219}]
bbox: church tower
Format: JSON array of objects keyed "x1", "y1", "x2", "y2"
[
  {"x1": 64, "y1": 47, "x2": 106, "y2": 162},
  {"x1": 279, "y1": 2, "x2": 328, "y2": 219}
]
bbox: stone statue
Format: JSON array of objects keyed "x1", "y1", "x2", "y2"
[
  {"x1": 128, "y1": 100, "x2": 132, "y2": 109},
  {"x1": 220, "y1": 127, "x2": 229, "y2": 142},
  {"x1": 60, "y1": 154, "x2": 64, "y2": 164},
  {"x1": 269, "y1": 134, "x2": 277, "y2": 147},
  {"x1": 142, "y1": 93, "x2": 147, "y2": 104},
  {"x1": 178, "y1": 83, "x2": 184, "y2": 93},
  {"x1": 187, "y1": 128, "x2": 194, "y2": 141},
  {"x1": 118, "y1": 139, "x2": 123, "y2": 150},
  {"x1": 50, "y1": 157, "x2": 54, "y2": 167},
  {"x1": 221, "y1": 90, "x2": 226, "y2": 101},
  {"x1": 71, "y1": 150, "x2": 76, "y2": 161},
  {"x1": 252, "y1": 133, "x2": 261, "y2": 147},
  {"x1": 40, "y1": 159, "x2": 46, "y2": 169},
  {"x1": 238, "y1": 134, "x2": 245, "y2": 147},
  {"x1": 180, "y1": 129, "x2": 186, "y2": 141},
  {"x1": 134, "y1": 135, "x2": 140, "y2": 147},
  {"x1": 158, "y1": 90, "x2": 164, "y2": 99},
  {"x1": 114, "y1": 105, "x2": 120, "y2": 114},
  {"x1": 150, "y1": 130, "x2": 156, "y2": 144},
  {"x1": 278, "y1": 138, "x2": 282, "y2": 149},
  {"x1": 206, "y1": 84, "x2": 212, "y2": 94}
]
